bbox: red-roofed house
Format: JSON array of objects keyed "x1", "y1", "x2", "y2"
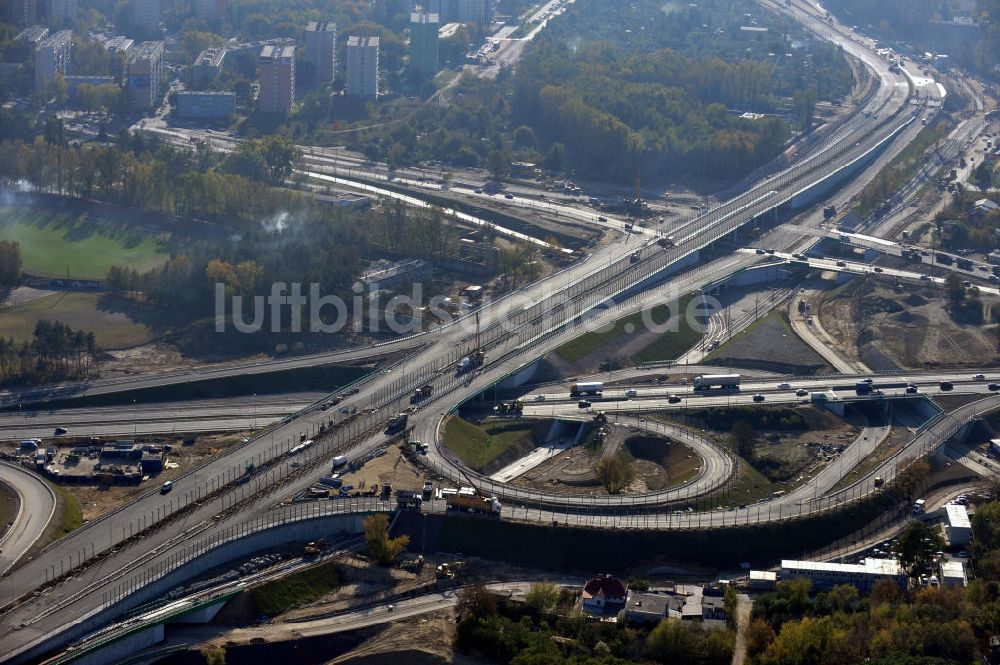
[{"x1": 582, "y1": 575, "x2": 628, "y2": 614}]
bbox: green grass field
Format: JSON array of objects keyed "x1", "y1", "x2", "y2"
[
  {"x1": 250, "y1": 561, "x2": 341, "y2": 616},
  {"x1": 0, "y1": 205, "x2": 169, "y2": 279},
  {"x1": 441, "y1": 416, "x2": 539, "y2": 471},
  {"x1": 555, "y1": 294, "x2": 702, "y2": 364},
  {"x1": 0, "y1": 480, "x2": 18, "y2": 541},
  {"x1": 0, "y1": 292, "x2": 154, "y2": 348},
  {"x1": 51, "y1": 482, "x2": 82, "y2": 537}
]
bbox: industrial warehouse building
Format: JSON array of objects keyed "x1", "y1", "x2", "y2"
[{"x1": 780, "y1": 558, "x2": 907, "y2": 592}]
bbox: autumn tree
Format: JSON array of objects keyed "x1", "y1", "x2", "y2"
[
  {"x1": 456, "y1": 583, "x2": 497, "y2": 621},
  {"x1": 596, "y1": 456, "x2": 635, "y2": 494},
  {"x1": 893, "y1": 520, "x2": 945, "y2": 577},
  {"x1": 363, "y1": 514, "x2": 409, "y2": 565},
  {"x1": 525, "y1": 581, "x2": 560, "y2": 615}
]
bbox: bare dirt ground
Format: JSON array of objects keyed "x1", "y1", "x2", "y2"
[
  {"x1": 510, "y1": 425, "x2": 699, "y2": 495},
  {"x1": 326, "y1": 612, "x2": 465, "y2": 665},
  {"x1": 705, "y1": 311, "x2": 833, "y2": 375},
  {"x1": 59, "y1": 431, "x2": 249, "y2": 522},
  {"x1": 1, "y1": 286, "x2": 55, "y2": 307},
  {"x1": 334, "y1": 444, "x2": 427, "y2": 495},
  {"x1": 819, "y1": 280, "x2": 1000, "y2": 370}
]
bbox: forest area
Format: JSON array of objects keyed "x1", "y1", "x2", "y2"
[{"x1": 323, "y1": 0, "x2": 854, "y2": 185}]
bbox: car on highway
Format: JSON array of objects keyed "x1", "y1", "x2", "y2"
[
  {"x1": 906, "y1": 384, "x2": 918, "y2": 394},
  {"x1": 752, "y1": 394, "x2": 765, "y2": 402},
  {"x1": 835, "y1": 260, "x2": 847, "y2": 267},
  {"x1": 160, "y1": 481, "x2": 173, "y2": 494},
  {"x1": 533, "y1": 394, "x2": 546, "y2": 401},
  {"x1": 474, "y1": 188, "x2": 483, "y2": 194},
  {"x1": 777, "y1": 382, "x2": 792, "y2": 389},
  {"x1": 504, "y1": 193, "x2": 514, "y2": 199},
  {"x1": 54, "y1": 426, "x2": 67, "y2": 435},
  {"x1": 667, "y1": 394, "x2": 681, "y2": 404},
  {"x1": 940, "y1": 381, "x2": 954, "y2": 391},
  {"x1": 796, "y1": 389, "x2": 809, "y2": 397},
  {"x1": 873, "y1": 266, "x2": 883, "y2": 273},
  {"x1": 598, "y1": 215, "x2": 607, "y2": 221},
  {"x1": 387, "y1": 603, "x2": 395, "y2": 612},
  {"x1": 625, "y1": 389, "x2": 638, "y2": 398},
  {"x1": 920, "y1": 274, "x2": 932, "y2": 280},
  {"x1": 755, "y1": 248, "x2": 766, "y2": 255},
  {"x1": 973, "y1": 373, "x2": 986, "y2": 381},
  {"x1": 577, "y1": 400, "x2": 591, "y2": 408}
]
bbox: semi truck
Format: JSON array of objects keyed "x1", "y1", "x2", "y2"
[
  {"x1": 692, "y1": 374, "x2": 741, "y2": 390},
  {"x1": 410, "y1": 384, "x2": 433, "y2": 404},
  {"x1": 570, "y1": 381, "x2": 604, "y2": 397},
  {"x1": 446, "y1": 493, "x2": 502, "y2": 516},
  {"x1": 457, "y1": 350, "x2": 485, "y2": 375}
]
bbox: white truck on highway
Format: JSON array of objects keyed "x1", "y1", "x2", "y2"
[{"x1": 692, "y1": 374, "x2": 741, "y2": 390}]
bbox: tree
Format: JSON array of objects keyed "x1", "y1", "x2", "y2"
[
  {"x1": 893, "y1": 520, "x2": 945, "y2": 577},
  {"x1": 730, "y1": 421, "x2": 757, "y2": 459},
  {"x1": 259, "y1": 136, "x2": 301, "y2": 184},
  {"x1": 525, "y1": 581, "x2": 560, "y2": 615},
  {"x1": 724, "y1": 586, "x2": 739, "y2": 630},
  {"x1": 892, "y1": 459, "x2": 930, "y2": 501},
  {"x1": 596, "y1": 456, "x2": 635, "y2": 494},
  {"x1": 363, "y1": 513, "x2": 409, "y2": 565},
  {"x1": 543, "y1": 142, "x2": 566, "y2": 171},
  {"x1": 456, "y1": 583, "x2": 497, "y2": 621},
  {"x1": 0, "y1": 240, "x2": 23, "y2": 287},
  {"x1": 486, "y1": 149, "x2": 510, "y2": 180},
  {"x1": 745, "y1": 618, "x2": 775, "y2": 658}
]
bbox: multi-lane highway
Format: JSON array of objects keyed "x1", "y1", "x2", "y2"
[{"x1": 0, "y1": 462, "x2": 56, "y2": 575}]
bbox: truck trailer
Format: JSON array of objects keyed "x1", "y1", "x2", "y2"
[
  {"x1": 446, "y1": 493, "x2": 502, "y2": 516},
  {"x1": 692, "y1": 374, "x2": 741, "y2": 390},
  {"x1": 570, "y1": 382, "x2": 604, "y2": 397}
]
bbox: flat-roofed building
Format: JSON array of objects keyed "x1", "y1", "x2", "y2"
[
  {"x1": 943, "y1": 504, "x2": 972, "y2": 547},
  {"x1": 304, "y1": 20, "x2": 336, "y2": 85},
  {"x1": 131, "y1": 0, "x2": 160, "y2": 35},
  {"x1": 346, "y1": 35, "x2": 378, "y2": 99},
  {"x1": 258, "y1": 44, "x2": 295, "y2": 114},
  {"x1": 781, "y1": 558, "x2": 907, "y2": 592},
  {"x1": 35, "y1": 29, "x2": 71, "y2": 89},
  {"x1": 127, "y1": 40, "x2": 164, "y2": 109},
  {"x1": 191, "y1": 47, "x2": 225, "y2": 87},
  {"x1": 409, "y1": 10, "x2": 439, "y2": 79},
  {"x1": 5, "y1": 0, "x2": 38, "y2": 27},
  {"x1": 194, "y1": 0, "x2": 227, "y2": 22},
  {"x1": 47, "y1": 0, "x2": 76, "y2": 22},
  {"x1": 940, "y1": 560, "x2": 967, "y2": 588},
  {"x1": 176, "y1": 90, "x2": 235, "y2": 118}
]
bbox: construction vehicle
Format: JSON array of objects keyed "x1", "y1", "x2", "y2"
[
  {"x1": 410, "y1": 384, "x2": 433, "y2": 404},
  {"x1": 436, "y1": 561, "x2": 465, "y2": 579},
  {"x1": 303, "y1": 538, "x2": 329, "y2": 558},
  {"x1": 386, "y1": 412, "x2": 409, "y2": 433},
  {"x1": 494, "y1": 400, "x2": 523, "y2": 415},
  {"x1": 446, "y1": 492, "x2": 502, "y2": 516},
  {"x1": 396, "y1": 489, "x2": 422, "y2": 510}
]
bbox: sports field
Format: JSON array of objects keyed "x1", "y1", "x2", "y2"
[
  {"x1": 0, "y1": 205, "x2": 169, "y2": 280},
  {"x1": 0, "y1": 292, "x2": 154, "y2": 348}
]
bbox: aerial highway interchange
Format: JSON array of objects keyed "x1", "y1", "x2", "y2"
[{"x1": 0, "y1": 0, "x2": 998, "y2": 663}]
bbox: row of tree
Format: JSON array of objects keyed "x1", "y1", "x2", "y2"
[{"x1": 0, "y1": 320, "x2": 98, "y2": 385}]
